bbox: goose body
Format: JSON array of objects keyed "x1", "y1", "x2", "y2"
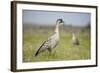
[{"x1": 35, "y1": 19, "x2": 64, "y2": 56}]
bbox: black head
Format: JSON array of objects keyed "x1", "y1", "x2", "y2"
[{"x1": 57, "y1": 19, "x2": 64, "y2": 24}]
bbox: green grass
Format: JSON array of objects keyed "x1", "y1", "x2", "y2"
[{"x1": 23, "y1": 26, "x2": 91, "y2": 62}]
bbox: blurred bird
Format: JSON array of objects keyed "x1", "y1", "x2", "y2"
[
  {"x1": 72, "y1": 32, "x2": 79, "y2": 45},
  {"x1": 35, "y1": 19, "x2": 64, "y2": 56}
]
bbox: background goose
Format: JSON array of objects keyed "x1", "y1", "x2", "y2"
[
  {"x1": 72, "y1": 32, "x2": 79, "y2": 45},
  {"x1": 35, "y1": 19, "x2": 64, "y2": 56}
]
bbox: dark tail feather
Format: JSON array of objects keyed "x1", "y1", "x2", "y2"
[
  {"x1": 35, "y1": 50, "x2": 39, "y2": 56},
  {"x1": 35, "y1": 41, "x2": 46, "y2": 57}
]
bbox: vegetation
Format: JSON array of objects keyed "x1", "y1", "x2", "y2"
[{"x1": 23, "y1": 24, "x2": 91, "y2": 62}]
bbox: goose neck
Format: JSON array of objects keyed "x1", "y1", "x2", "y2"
[{"x1": 55, "y1": 23, "x2": 59, "y2": 33}]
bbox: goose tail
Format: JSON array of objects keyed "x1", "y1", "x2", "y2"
[{"x1": 35, "y1": 50, "x2": 39, "y2": 56}]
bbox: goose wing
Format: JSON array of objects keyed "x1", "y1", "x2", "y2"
[{"x1": 35, "y1": 33, "x2": 59, "y2": 56}]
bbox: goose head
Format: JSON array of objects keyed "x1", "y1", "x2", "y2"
[
  {"x1": 55, "y1": 19, "x2": 64, "y2": 33},
  {"x1": 56, "y1": 19, "x2": 64, "y2": 25}
]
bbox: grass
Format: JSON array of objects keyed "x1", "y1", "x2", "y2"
[{"x1": 23, "y1": 25, "x2": 91, "y2": 62}]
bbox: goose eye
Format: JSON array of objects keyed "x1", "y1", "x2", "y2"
[{"x1": 59, "y1": 20, "x2": 62, "y2": 23}]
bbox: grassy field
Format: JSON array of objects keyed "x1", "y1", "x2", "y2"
[{"x1": 23, "y1": 25, "x2": 91, "y2": 62}]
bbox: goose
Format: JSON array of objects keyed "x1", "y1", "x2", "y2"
[
  {"x1": 72, "y1": 32, "x2": 79, "y2": 45},
  {"x1": 35, "y1": 19, "x2": 64, "y2": 56}
]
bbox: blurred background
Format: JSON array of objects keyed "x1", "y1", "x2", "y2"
[{"x1": 23, "y1": 10, "x2": 91, "y2": 62}]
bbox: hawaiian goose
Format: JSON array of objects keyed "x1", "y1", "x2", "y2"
[
  {"x1": 35, "y1": 19, "x2": 64, "y2": 56},
  {"x1": 72, "y1": 32, "x2": 79, "y2": 45}
]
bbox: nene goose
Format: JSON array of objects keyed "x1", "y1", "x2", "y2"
[
  {"x1": 35, "y1": 19, "x2": 64, "y2": 56},
  {"x1": 72, "y1": 32, "x2": 79, "y2": 45}
]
